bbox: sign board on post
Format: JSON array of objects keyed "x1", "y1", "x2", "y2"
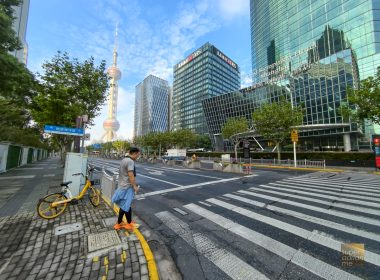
[
  {"x1": 373, "y1": 135, "x2": 380, "y2": 170},
  {"x1": 291, "y1": 129, "x2": 298, "y2": 142},
  {"x1": 83, "y1": 133, "x2": 91, "y2": 141},
  {"x1": 291, "y1": 130, "x2": 298, "y2": 167},
  {"x1": 44, "y1": 125, "x2": 84, "y2": 136}
]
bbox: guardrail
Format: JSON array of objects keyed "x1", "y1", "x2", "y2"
[{"x1": 196, "y1": 157, "x2": 326, "y2": 169}]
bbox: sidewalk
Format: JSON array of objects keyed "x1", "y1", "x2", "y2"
[{"x1": 0, "y1": 157, "x2": 152, "y2": 280}]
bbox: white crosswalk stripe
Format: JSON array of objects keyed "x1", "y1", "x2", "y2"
[
  {"x1": 256, "y1": 185, "x2": 380, "y2": 217},
  {"x1": 157, "y1": 173, "x2": 380, "y2": 278},
  {"x1": 287, "y1": 177, "x2": 380, "y2": 190},
  {"x1": 183, "y1": 203, "x2": 362, "y2": 280},
  {"x1": 155, "y1": 211, "x2": 269, "y2": 280}
]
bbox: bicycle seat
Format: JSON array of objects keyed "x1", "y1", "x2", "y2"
[{"x1": 60, "y1": 181, "x2": 72, "y2": 187}]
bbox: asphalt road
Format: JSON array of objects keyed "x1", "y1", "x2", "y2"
[{"x1": 90, "y1": 157, "x2": 380, "y2": 280}]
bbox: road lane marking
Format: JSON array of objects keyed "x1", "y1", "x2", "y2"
[
  {"x1": 19, "y1": 167, "x2": 43, "y2": 170},
  {"x1": 145, "y1": 167, "x2": 224, "y2": 179},
  {"x1": 279, "y1": 180, "x2": 380, "y2": 199},
  {"x1": 138, "y1": 174, "x2": 182, "y2": 187},
  {"x1": 183, "y1": 204, "x2": 362, "y2": 280},
  {"x1": 173, "y1": 208, "x2": 188, "y2": 215},
  {"x1": 199, "y1": 201, "x2": 211, "y2": 207},
  {"x1": 43, "y1": 174, "x2": 56, "y2": 177},
  {"x1": 155, "y1": 211, "x2": 269, "y2": 280},
  {"x1": 135, "y1": 176, "x2": 255, "y2": 198},
  {"x1": 0, "y1": 175, "x2": 36, "y2": 180},
  {"x1": 258, "y1": 185, "x2": 380, "y2": 216},
  {"x1": 207, "y1": 198, "x2": 380, "y2": 267},
  {"x1": 287, "y1": 177, "x2": 380, "y2": 190},
  {"x1": 268, "y1": 182, "x2": 380, "y2": 205},
  {"x1": 224, "y1": 193, "x2": 380, "y2": 242},
  {"x1": 239, "y1": 190, "x2": 380, "y2": 227}
]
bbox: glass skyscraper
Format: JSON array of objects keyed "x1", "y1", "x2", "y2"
[
  {"x1": 249, "y1": 0, "x2": 380, "y2": 148},
  {"x1": 134, "y1": 75, "x2": 170, "y2": 137},
  {"x1": 11, "y1": 0, "x2": 30, "y2": 64},
  {"x1": 172, "y1": 42, "x2": 240, "y2": 134}
]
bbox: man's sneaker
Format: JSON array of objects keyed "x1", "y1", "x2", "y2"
[
  {"x1": 113, "y1": 223, "x2": 122, "y2": 230},
  {"x1": 130, "y1": 220, "x2": 140, "y2": 228},
  {"x1": 124, "y1": 223, "x2": 135, "y2": 231}
]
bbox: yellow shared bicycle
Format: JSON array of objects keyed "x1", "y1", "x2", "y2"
[{"x1": 37, "y1": 168, "x2": 101, "y2": 219}]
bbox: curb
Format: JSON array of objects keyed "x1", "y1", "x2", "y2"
[
  {"x1": 101, "y1": 195, "x2": 159, "y2": 280},
  {"x1": 248, "y1": 164, "x2": 344, "y2": 173}
]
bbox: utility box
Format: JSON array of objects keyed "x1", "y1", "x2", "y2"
[{"x1": 63, "y1": 152, "x2": 88, "y2": 196}]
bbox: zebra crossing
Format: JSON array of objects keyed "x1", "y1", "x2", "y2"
[{"x1": 155, "y1": 173, "x2": 380, "y2": 279}]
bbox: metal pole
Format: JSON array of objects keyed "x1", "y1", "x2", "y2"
[{"x1": 293, "y1": 141, "x2": 297, "y2": 167}]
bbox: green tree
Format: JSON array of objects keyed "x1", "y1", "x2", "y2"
[
  {"x1": 113, "y1": 140, "x2": 131, "y2": 156},
  {"x1": 192, "y1": 135, "x2": 212, "y2": 150},
  {"x1": 221, "y1": 117, "x2": 249, "y2": 160},
  {"x1": 0, "y1": 0, "x2": 43, "y2": 147},
  {"x1": 344, "y1": 68, "x2": 380, "y2": 125},
  {"x1": 32, "y1": 52, "x2": 109, "y2": 158},
  {"x1": 252, "y1": 100, "x2": 303, "y2": 160},
  {"x1": 172, "y1": 129, "x2": 197, "y2": 148}
]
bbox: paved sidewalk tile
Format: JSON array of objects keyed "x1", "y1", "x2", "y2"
[{"x1": 0, "y1": 160, "x2": 149, "y2": 280}]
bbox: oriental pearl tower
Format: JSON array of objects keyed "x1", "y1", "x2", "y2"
[{"x1": 102, "y1": 26, "x2": 121, "y2": 142}]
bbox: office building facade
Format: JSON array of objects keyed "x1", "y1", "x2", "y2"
[
  {"x1": 11, "y1": 0, "x2": 30, "y2": 64},
  {"x1": 134, "y1": 75, "x2": 170, "y2": 137},
  {"x1": 202, "y1": 0, "x2": 379, "y2": 151},
  {"x1": 172, "y1": 42, "x2": 240, "y2": 134}
]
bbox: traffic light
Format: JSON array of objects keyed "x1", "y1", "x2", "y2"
[{"x1": 372, "y1": 135, "x2": 380, "y2": 169}]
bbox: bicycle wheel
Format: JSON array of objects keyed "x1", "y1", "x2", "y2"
[
  {"x1": 88, "y1": 187, "x2": 100, "y2": 207},
  {"x1": 37, "y1": 193, "x2": 67, "y2": 219}
]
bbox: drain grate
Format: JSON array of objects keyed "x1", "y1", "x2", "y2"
[
  {"x1": 54, "y1": 222, "x2": 83, "y2": 236},
  {"x1": 88, "y1": 230, "x2": 121, "y2": 252}
]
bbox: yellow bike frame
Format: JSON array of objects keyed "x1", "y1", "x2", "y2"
[{"x1": 51, "y1": 179, "x2": 92, "y2": 207}]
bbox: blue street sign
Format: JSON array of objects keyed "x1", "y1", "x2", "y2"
[
  {"x1": 92, "y1": 143, "x2": 101, "y2": 149},
  {"x1": 44, "y1": 125, "x2": 84, "y2": 136}
]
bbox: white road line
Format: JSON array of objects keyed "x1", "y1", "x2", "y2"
[
  {"x1": 183, "y1": 204, "x2": 361, "y2": 280},
  {"x1": 138, "y1": 174, "x2": 182, "y2": 187},
  {"x1": 257, "y1": 185, "x2": 380, "y2": 216},
  {"x1": 268, "y1": 182, "x2": 380, "y2": 206},
  {"x1": 288, "y1": 177, "x2": 380, "y2": 191},
  {"x1": 238, "y1": 190, "x2": 380, "y2": 227},
  {"x1": 280, "y1": 180, "x2": 380, "y2": 199},
  {"x1": 173, "y1": 208, "x2": 188, "y2": 215},
  {"x1": 224, "y1": 193, "x2": 380, "y2": 242},
  {"x1": 0, "y1": 175, "x2": 36, "y2": 180},
  {"x1": 146, "y1": 167, "x2": 223, "y2": 179},
  {"x1": 155, "y1": 211, "x2": 269, "y2": 280},
  {"x1": 207, "y1": 198, "x2": 380, "y2": 267},
  {"x1": 199, "y1": 201, "x2": 212, "y2": 207},
  {"x1": 43, "y1": 174, "x2": 56, "y2": 177},
  {"x1": 135, "y1": 176, "x2": 254, "y2": 198},
  {"x1": 287, "y1": 177, "x2": 380, "y2": 192}
]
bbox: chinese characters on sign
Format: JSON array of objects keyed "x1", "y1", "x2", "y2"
[
  {"x1": 177, "y1": 49, "x2": 203, "y2": 69},
  {"x1": 215, "y1": 50, "x2": 237, "y2": 69},
  {"x1": 44, "y1": 125, "x2": 84, "y2": 136}
]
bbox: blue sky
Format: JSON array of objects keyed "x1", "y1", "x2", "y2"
[{"x1": 26, "y1": 0, "x2": 252, "y2": 142}]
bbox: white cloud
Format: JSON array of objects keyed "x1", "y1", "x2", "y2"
[{"x1": 215, "y1": 0, "x2": 250, "y2": 20}]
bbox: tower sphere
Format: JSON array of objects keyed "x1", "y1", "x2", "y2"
[
  {"x1": 107, "y1": 66, "x2": 121, "y2": 80},
  {"x1": 103, "y1": 118, "x2": 120, "y2": 132}
]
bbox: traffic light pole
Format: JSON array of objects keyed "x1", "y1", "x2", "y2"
[{"x1": 293, "y1": 141, "x2": 297, "y2": 167}]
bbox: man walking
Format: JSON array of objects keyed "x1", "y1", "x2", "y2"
[{"x1": 112, "y1": 147, "x2": 141, "y2": 230}]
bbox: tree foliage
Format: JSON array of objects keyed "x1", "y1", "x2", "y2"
[
  {"x1": 0, "y1": 0, "x2": 44, "y2": 147},
  {"x1": 221, "y1": 117, "x2": 249, "y2": 159},
  {"x1": 252, "y1": 100, "x2": 303, "y2": 160},
  {"x1": 345, "y1": 68, "x2": 380, "y2": 125},
  {"x1": 31, "y1": 52, "x2": 109, "y2": 154}
]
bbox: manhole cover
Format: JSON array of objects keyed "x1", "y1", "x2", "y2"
[
  {"x1": 88, "y1": 230, "x2": 121, "y2": 252},
  {"x1": 54, "y1": 222, "x2": 83, "y2": 236}
]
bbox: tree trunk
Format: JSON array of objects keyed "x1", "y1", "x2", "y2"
[{"x1": 276, "y1": 142, "x2": 281, "y2": 161}]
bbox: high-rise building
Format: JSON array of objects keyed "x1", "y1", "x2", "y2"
[
  {"x1": 134, "y1": 75, "x2": 170, "y2": 137},
  {"x1": 172, "y1": 42, "x2": 240, "y2": 135},
  {"x1": 249, "y1": 0, "x2": 380, "y2": 148},
  {"x1": 11, "y1": 0, "x2": 30, "y2": 64},
  {"x1": 102, "y1": 27, "x2": 121, "y2": 142}
]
